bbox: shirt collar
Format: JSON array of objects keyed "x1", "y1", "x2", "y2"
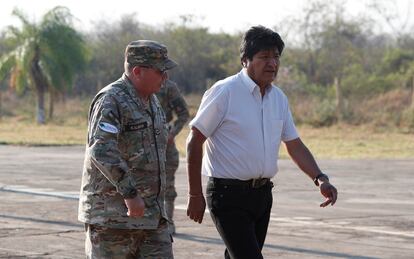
[
  {"x1": 121, "y1": 73, "x2": 154, "y2": 111},
  {"x1": 240, "y1": 69, "x2": 257, "y2": 94},
  {"x1": 240, "y1": 68, "x2": 273, "y2": 94},
  {"x1": 121, "y1": 73, "x2": 139, "y2": 98}
]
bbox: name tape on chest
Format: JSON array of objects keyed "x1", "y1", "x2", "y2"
[{"x1": 124, "y1": 122, "x2": 148, "y2": 132}]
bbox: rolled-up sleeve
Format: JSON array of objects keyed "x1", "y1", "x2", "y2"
[
  {"x1": 281, "y1": 98, "x2": 299, "y2": 142},
  {"x1": 189, "y1": 86, "x2": 228, "y2": 138}
]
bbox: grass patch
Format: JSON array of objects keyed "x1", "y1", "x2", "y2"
[
  {"x1": 175, "y1": 124, "x2": 414, "y2": 159},
  {"x1": 280, "y1": 125, "x2": 414, "y2": 159},
  {"x1": 0, "y1": 117, "x2": 87, "y2": 145},
  {"x1": 0, "y1": 94, "x2": 413, "y2": 158}
]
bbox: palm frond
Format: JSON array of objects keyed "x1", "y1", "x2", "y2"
[
  {"x1": 38, "y1": 8, "x2": 88, "y2": 91},
  {"x1": 11, "y1": 8, "x2": 37, "y2": 37},
  {"x1": 14, "y1": 66, "x2": 28, "y2": 95},
  {"x1": 3, "y1": 6, "x2": 88, "y2": 96},
  {"x1": 41, "y1": 6, "x2": 74, "y2": 28},
  {"x1": 0, "y1": 51, "x2": 29, "y2": 94},
  {"x1": 11, "y1": 8, "x2": 32, "y2": 28},
  {"x1": 0, "y1": 52, "x2": 16, "y2": 81},
  {"x1": 5, "y1": 25, "x2": 22, "y2": 40}
]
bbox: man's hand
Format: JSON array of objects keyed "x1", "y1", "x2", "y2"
[
  {"x1": 187, "y1": 195, "x2": 206, "y2": 224},
  {"x1": 319, "y1": 182, "x2": 338, "y2": 207},
  {"x1": 124, "y1": 195, "x2": 145, "y2": 217}
]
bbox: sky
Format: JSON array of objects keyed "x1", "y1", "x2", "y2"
[{"x1": 0, "y1": 0, "x2": 413, "y2": 34}]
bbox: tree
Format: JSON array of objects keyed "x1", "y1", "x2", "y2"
[
  {"x1": 367, "y1": 0, "x2": 413, "y2": 42},
  {"x1": 79, "y1": 14, "x2": 146, "y2": 96},
  {"x1": 160, "y1": 18, "x2": 240, "y2": 93},
  {"x1": 0, "y1": 6, "x2": 88, "y2": 123}
]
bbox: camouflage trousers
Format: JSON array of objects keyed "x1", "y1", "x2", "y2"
[
  {"x1": 85, "y1": 219, "x2": 173, "y2": 259},
  {"x1": 165, "y1": 143, "x2": 179, "y2": 201},
  {"x1": 165, "y1": 143, "x2": 179, "y2": 233}
]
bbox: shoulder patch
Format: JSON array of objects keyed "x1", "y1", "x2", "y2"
[{"x1": 98, "y1": 122, "x2": 119, "y2": 134}]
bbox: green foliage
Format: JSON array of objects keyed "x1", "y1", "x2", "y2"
[
  {"x1": 80, "y1": 15, "x2": 240, "y2": 94},
  {"x1": 1, "y1": 1, "x2": 414, "y2": 128},
  {"x1": 402, "y1": 107, "x2": 414, "y2": 130},
  {"x1": 80, "y1": 13, "x2": 146, "y2": 95},
  {"x1": 0, "y1": 53, "x2": 15, "y2": 84},
  {"x1": 380, "y1": 49, "x2": 414, "y2": 74},
  {"x1": 0, "y1": 7, "x2": 89, "y2": 92},
  {"x1": 311, "y1": 98, "x2": 337, "y2": 127},
  {"x1": 0, "y1": 6, "x2": 88, "y2": 123},
  {"x1": 39, "y1": 7, "x2": 89, "y2": 91},
  {"x1": 340, "y1": 63, "x2": 391, "y2": 97},
  {"x1": 160, "y1": 24, "x2": 240, "y2": 93}
]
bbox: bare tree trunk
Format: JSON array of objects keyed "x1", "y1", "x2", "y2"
[
  {"x1": 48, "y1": 88, "x2": 54, "y2": 120},
  {"x1": 31, "y1": 46, "x2": 48, "y2": 124},
  {"x1": 334, "y1": 77, "x2": 344, "y2": 122},
  {"x1": 36, "y1": 89, "x2": 46, "y2": 124}
]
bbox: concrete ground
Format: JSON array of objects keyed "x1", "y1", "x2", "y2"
[{"x1": 0, "y1": 145, "x2": 413, "y2": 258}]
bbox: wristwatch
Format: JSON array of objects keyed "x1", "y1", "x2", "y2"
[
  {"x1": 122, "y1": 188, "x2": 138, "y2": 199},
  {"x1": 313, "y1": 173, "x2": 329, "y2": 186}
]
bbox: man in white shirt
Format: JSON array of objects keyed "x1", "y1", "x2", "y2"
[{"x1": 186, "y1": 25, "x2": 338, "y2": 259}]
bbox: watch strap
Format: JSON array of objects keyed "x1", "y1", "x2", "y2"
[{"x1": 314, "y1": 173, "x2": 329, "y2": 186}]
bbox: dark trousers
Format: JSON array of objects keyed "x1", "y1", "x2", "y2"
[{"x1": 206, "y1": 178, "x2": 274, "y2": 259}]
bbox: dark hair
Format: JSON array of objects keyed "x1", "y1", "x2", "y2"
[{"x1": 240, "y1": 25, "x2": 284, "y2": 63}]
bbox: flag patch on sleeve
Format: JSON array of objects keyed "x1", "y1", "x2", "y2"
[{"x1": 98, "y1": 122, "x2": 119, "y2": 134}]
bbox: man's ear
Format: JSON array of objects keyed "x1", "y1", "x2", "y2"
[
  {"x1": 132, "y1": 66, "x2": 141, "y2": 76},
  {"x1": 241, "y1": 58, "x2": 247, "y2": 67}
]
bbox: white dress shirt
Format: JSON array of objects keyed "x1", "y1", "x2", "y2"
[{"x1": 190, "y1": 69, "x2": 299, "y2": 180}]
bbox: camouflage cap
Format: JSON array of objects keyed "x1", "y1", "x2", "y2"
[{"x1": 125, "y1": 40, "x2": 178, "y2": 71}]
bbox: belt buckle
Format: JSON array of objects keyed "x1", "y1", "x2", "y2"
[
  {"x1": 252, "y1": 178, "x2": 260, "y2": 188},
  {"x1": 252, "y1": 178, "x2": 268, "y2": 188}
]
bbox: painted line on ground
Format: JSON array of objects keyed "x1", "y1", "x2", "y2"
[
  {"x1": 0, "y1": 184, "x2": 78, "y2": 200},
  {"x1": 2, "y1": 184, "x2": 413, "y2": 238},
  {"x1": 175, "y1": 204, "x2": 414, "y2": 238}
]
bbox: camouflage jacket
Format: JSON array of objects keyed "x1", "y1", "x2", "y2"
[
  {"x1": 156, "y1": 79, "x2": 189, "y2": 137},
  {"x1": 78, "y1": 74, "x2": 168, "y2": 229}
]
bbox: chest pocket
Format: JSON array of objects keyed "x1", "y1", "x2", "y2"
[
  {"x1": 121, "y1": 114, "x2": 157, "y2": 166},
  {"x1": 119, "y1": 98, "x2": 169, "y2": 169}
]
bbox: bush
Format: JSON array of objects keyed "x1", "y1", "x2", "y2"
[
  {"x1": 302, "y1": 98, "x2": 337, "y2": 127},
  {"x1": 401, "y1": 107, "x2": 414, "y2": 130}
]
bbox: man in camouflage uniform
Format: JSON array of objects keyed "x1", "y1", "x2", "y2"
[
  {"x1": 78, "y1": 40, "x2": 177, "y2": 259},
  {"x1": 156, "y1": 79, "x2": 189, "y2": 234}
]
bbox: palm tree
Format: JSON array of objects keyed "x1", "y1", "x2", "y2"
[{"x1": 0, "y1": 6, "x2": 88, "y2": 124}]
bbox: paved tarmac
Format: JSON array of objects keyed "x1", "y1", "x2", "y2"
[{"x1": 0, "y1": 145, "x2": 413, "y2": 258}]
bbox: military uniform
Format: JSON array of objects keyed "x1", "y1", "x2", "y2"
[
  {"x1": 78, "y1": 40, "x2": 177, "y2": 259},
  {"x1": 156, "y1": 79, "x2": 189, "y2": 232}
]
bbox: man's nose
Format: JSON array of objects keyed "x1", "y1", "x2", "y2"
[{"x1": 268, "y1": 58, "x2": 279, "y2": 66}]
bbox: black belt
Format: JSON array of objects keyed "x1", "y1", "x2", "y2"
[{"x1": 210, "y1": 177, "x2": 271, "y2": 189}]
